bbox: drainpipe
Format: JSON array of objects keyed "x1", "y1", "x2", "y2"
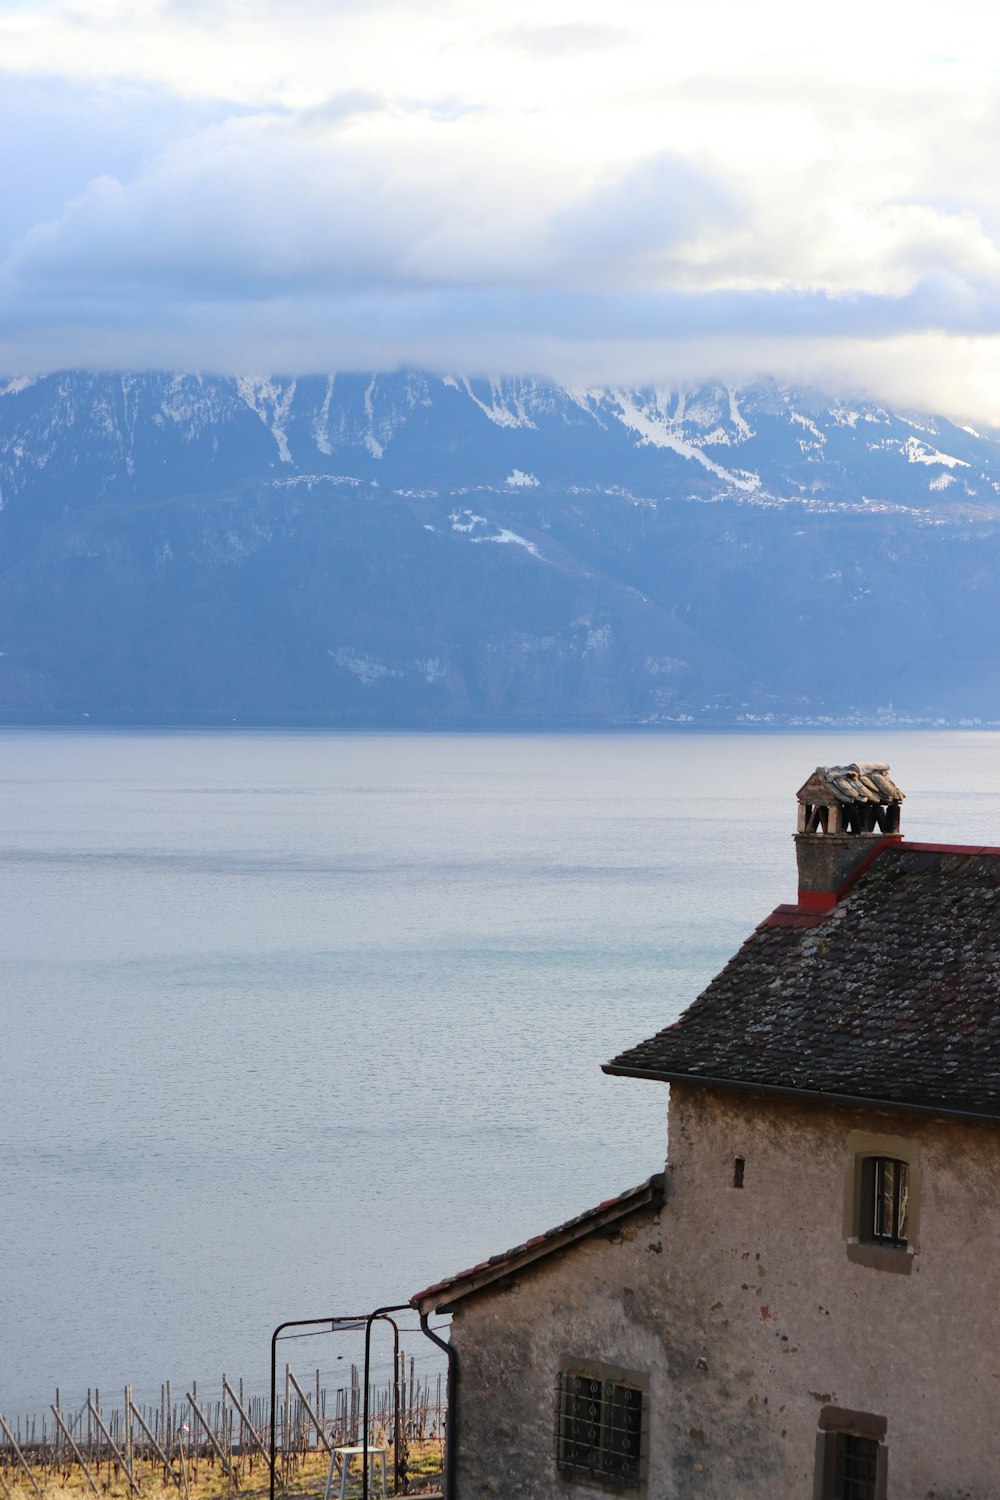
[{"x1": 419, "y1": 1312, "x2": 457, "y2": 1500}]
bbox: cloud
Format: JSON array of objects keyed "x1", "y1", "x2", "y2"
[
  {"x1": 0, "y1": 73, "x2": 243, "y2": 246},
  {"x1": 4, "y1": 1, "x2": 1000, "y2": 419},
  {"x1": 496, "y1": 23, "x2": 633, "y2": 58},
  {"x1": 550, "y1": 153, "x2": 741, "y2": 283}
]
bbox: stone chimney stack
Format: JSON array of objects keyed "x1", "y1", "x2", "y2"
[{"x1": 795, "y1": 763, "x2": 904, "y2": 910}]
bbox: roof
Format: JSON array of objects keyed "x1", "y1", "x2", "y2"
[
  {"x1": 411, "y1": 1172, "x2": 665, "y2": 1314},
  {"x1": 605, "y1": 842, "x2": 1000, "y2": 1123},
  {"x1": 797, "y1": 762, "x2": 904, "y2": 806}
]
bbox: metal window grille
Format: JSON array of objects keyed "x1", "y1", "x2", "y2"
[
  {"x1": 556, "y1": 1372, "x2": 644, "y2": 1486},
  {"x1": 833, "y1": 1432, "x2": 878, "y2": 1500}
]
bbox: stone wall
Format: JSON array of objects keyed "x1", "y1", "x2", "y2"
[
  {"x1": 447, "y1": 1207, "x2": 668, "y2": 1500},
  {"x1": 663, "y1": 1084, "x2": 1000, "y2": 1498}
]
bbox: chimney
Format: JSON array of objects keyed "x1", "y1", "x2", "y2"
[{"x1": 794, "y1": 763, "x2": 904, "y2": 910}]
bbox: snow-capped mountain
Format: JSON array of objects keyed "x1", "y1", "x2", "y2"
[{"x1": 1, "y1": 370, "x2": 998, "y2": 725}]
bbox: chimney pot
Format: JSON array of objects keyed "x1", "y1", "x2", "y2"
[{"x1": 794, "y1": 763, "x2": 904, "y2": 908}]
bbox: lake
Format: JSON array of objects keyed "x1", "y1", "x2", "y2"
[{"x1": 2, "y1": 728, "x2": 999, "y2": 1417}]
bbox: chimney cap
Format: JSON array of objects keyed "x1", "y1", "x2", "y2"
[{"x1": 796, "y1": 763, "x2": 904, "y2": 807}]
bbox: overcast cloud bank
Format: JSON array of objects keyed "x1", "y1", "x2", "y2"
[{"x1": 4, "y1": 0, "x2": 1000, "y2": 419}]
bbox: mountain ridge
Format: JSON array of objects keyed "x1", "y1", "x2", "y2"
[{"x1": 1, "y1": 370, "x2": 999, "y2": 727}]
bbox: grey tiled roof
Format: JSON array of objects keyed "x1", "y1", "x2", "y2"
[{"x1": 605, "y1": 842, "x2": 1000, "y2": 1120}]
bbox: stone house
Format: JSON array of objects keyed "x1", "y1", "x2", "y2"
[{"x1": 412, "y1": 764, "x2": 1000, "y2": 1499}]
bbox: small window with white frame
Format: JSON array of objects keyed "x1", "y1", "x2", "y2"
[{"x1": 556, "y1": 1361, "x2": 648, "y2": 1489}]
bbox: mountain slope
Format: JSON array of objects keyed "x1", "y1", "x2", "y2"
[{"x1": 1, "y1": 371, "x2": 998, "y2": 725}]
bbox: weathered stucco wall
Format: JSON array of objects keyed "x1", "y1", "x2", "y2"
[
  {"x1": 663, "y1": 1084, "x2": 1000, "y2": 1498},
  {"x1": 448, "y1": 1086, "x2": 1000, "y2": 1499},
  {"x1": 448, "y1": 1209, "x2": 669, "y2": 1500}
]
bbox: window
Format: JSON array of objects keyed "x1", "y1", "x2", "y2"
[
  {"x1": 865, "y1": 1157, "x2": 908, "y2": 1246},
  {"x1": 833, "y1": 1433, "x2": 879, "y2": 1500},
  {"x1": 556, "y1": 1366, "x2": 646, "y2": 1488},
  {"x1": 843, "y1": 1130, "x2": 919, "y2": 1272},
  {"x1": 814, "y1": 1408, "x2": 887, "y2": 1500}
]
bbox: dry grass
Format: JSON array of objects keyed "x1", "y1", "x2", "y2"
[{"x1": 2, "y1": 1442, "x2": 444, "y2": 1500}]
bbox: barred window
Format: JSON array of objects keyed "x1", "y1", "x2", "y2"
[
  {"x1": 816, "y1": 1407, "x2": 887, "y2": 1500},
  {"x1": 556, "y1": 1369, "x2": 645, "y2": 1487},
  {"x1": 833, "y1": 1433, "x2": 879, "y2": 1500}
]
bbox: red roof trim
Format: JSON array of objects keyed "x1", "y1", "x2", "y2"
[
  {"x1": 762, "y1": 903, "x2": 832, "y2": 929},
  {"x1": 903, "y1": 842, "x2": 1000, "y2": 856},
  {"x1": 771, "y1": 839, "x2": 1000, "y2": 927}
]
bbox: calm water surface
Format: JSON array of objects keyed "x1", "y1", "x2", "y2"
[{"x1": 2, "y1": 728, "x2": 999, "y2": 1413}]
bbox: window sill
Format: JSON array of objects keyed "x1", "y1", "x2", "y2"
[{"x1": 846, "y1": 1240, "x2": 914, "y2": 1275}]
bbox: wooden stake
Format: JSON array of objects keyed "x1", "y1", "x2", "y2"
[
  {"x1": 0, "y1": 1414, "x2": 42, "y2": 1500},
  {"x1": 221, "y1": 1379, "x2": 273, "y2": 1469},
  {"x1": 128, "y1": 1400, "x2": 182, "y2": 1487},
  {"x1": 50, "y1": 1406, "x2": 98, "y2": 1496},
  {"x1": 88, "y1": 1397, "x2": 142, "y2": 1495},
  {"x1": 285, "y1": 1370, "x2": 332, "y2": 1454},
  {"x1": 186, "y1": 1394, "x2": 240, "y2": 1491}
]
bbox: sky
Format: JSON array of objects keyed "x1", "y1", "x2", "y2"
[{"x1": 3, "y1": 0, "x2": 1000, "y2": 417}]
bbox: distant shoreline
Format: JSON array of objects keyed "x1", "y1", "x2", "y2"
[{"x1": 0, "y1": 717, "x2": 996, "y2": 733}]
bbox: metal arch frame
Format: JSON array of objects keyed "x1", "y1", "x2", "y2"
[{"x1": 269, "y1": 1305, "x2": 410, "y2": 1500}]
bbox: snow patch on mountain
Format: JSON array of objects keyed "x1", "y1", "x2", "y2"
[
  {"x1": 460, "y1": 378, "x2": 538, "y2": 429},
  {"x1": 789, "y1": 409, "x2": 826, "y2": 443},
  {"x1": 313, "y1": 376, "x2": 336, "y2": 456},
  {"x1": 0, "y1": 378, "x2": 36, "y2": 398},
  {"x1": 236, "y1": 375, "x2": 296, "y2": 463},
  {"x1": 156, "y1": 375, "x2": 228, "y2": 444},
  {"x1": 899, "y1": 413, "x2": 939, "y2": 435},
  {"x1": 902, "y1": 435, "x2": 969, "y2": 468},
  {"x1": 609, "y1": 391, "x2": 760, "y2": 491},
  {"x1": 831, "y1": 406, "x2": 860, "y2": 428},
  {"x1": 450, "y1": 509, "x2": 488, "y2": 533},
  {"x1": 470, "y1": 528, "x2": 541, "y2": 556},
  {"x1": 362, "y1": 378, "x2": 384, "y2": 459},
  {"x1": 727, "y1": 387, "x2": 753, "y2": 440},
  {"x1": 329, "y1": 648, "x2": 400, "y2": 685}
]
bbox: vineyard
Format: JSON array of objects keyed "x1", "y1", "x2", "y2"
[{"x1": 0, "y1": 1362, "x2": 445, "y2": 1500}]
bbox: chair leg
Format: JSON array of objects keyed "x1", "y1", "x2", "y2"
[{"x1": 322, "y1": 1448, "x2": 338, "y2": 1500}]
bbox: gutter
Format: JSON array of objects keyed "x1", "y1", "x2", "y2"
[
  {"x1": 601, "y1": 1064, "x2": 1000, "y2": 1127},
  {"x1": 419, "y1": 1313, "x2": 457, "y2": 1500}
]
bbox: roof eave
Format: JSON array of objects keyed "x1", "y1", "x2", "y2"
[
  {"x1": 601, "y1": 1064, "x2": 1000, "y2": 1127},
  {"x1": 411, "y1": 1173, "x2": 666, "y2": 1316}
]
